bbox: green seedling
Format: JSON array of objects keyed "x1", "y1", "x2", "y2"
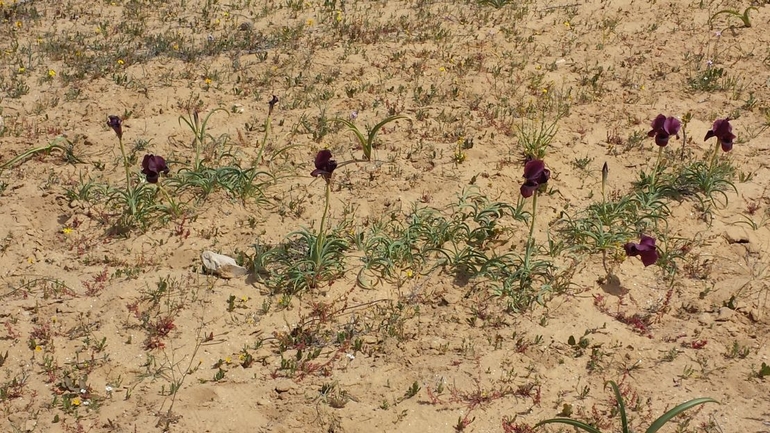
[
  {"x1": 0, "y1": 136, "x2": 83, "y2": 172},
  {"x1": 536, "y1": 380, "x2": 718, "y2": 433},
  {"x1": 477, "y1": 0, "x2": 516, "y2": 8},
  {"x1": 686, "y1": 67, "x2": 727, "y2": 93},
  {"x1": 178, "y1": 108, "x2": 229, "y2": 171},
  {"x1": 332, "y1": 114, "x2": 408, "y2": 162},
  {"x1": 515, "y1": 117, "x2": 559, "y2": 160},
  {"x1": 64, "y1": 172, "x2": 104, "y2": 204},
  {"x1": 735, "y1": 210, "x2": 770, "y2": 231},
  {"x1": 104, "y1": 181, "x2": 164, "y2": 229},
  {"x1": 709, "y1": 7, "x2": 757, "y2": 29},
  {"x1": 758, "y1": 362, "x2": 770, "y2": 379},
  {"x1": 673, "y1": 156, "x2": 736, "y2": 209}
]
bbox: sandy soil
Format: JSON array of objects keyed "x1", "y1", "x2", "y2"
[{"x1": 0, "y1": 0, "x2": 769, "y2": 432}]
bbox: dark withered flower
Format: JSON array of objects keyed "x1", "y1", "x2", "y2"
[
  {"x1": 141, "y1": 154, "x2": 170, "y2": 184},
  {"x1": 311, "y1": 149, "x2": 337, "y2": 183},
  {"x1": 704, "y1": 118, "x2": 736, "y2": 152},
  {"x1": 647, "y1": 114, "x2": 681, "y2": 147},
  {"x1": 623, "y1": 235, "x2": 658, "y2": 267},
  {"x1": 520, "y1": 159, "x2": 550, "y2": 198},
  {"x1": 107, "y1": 115, "x2": 123, "y2": 139},
  {"x1": 268, "y1": 95, "x2": 279, "y2": 116}
]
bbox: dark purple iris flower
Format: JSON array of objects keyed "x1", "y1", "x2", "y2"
[
  {"x1": 107, "y1": 115, "x2": 123, "y2": 139},
  {"x1": 647, "y1": 114, "x2": 681, "y2": 147},
  {"x1": 141, "y1": 154, "x2": 170, "y2": 184},
  {"x1": 623, "y1": 235, "x2": 658, "y2": 267},
  {"x1": 520, "y1": 159, "x2": 550, "y2": 198},
  {"x1": 311, "y1": 149, "x2": 337, "y2": 183},
  {"x1": 704, "y1": 118, "x2": 736, "y2": 152}
]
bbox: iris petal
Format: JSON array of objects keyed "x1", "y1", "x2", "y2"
[
  {"x1": 520, "y1": 181, "x2": 539, "y2": 198},
  {"x1": 141, "y1": 154, "x2": 169, "y2": 183},
  {"x1": 624, "y1": 235, "x2": 658, "y2": 267},
  {"x1": 523, "y1": 159, "x2": 546, "y2": 181},
  {"x1": 520, "y1": 160, "x2": 549, "y2": 198},
  {"x1": 312, "y1": 150, "x2": 337, "y2": 181},
  {"x1": 705, "y1": 118, "x2": 736, "y2": 152}
]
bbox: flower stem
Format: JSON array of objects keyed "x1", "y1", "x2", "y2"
[
  {"x1": 255, "y1": 113, "x2": 271, "y2": 166},
  {"x1": 601, "y1": 176, "x2": 606, "y2": 205},
  {"x1": 679, "y1": 123, "x2": 688, "y2": 161},
  {"x1": 315, "y1": 181, "x2": 331, "y2": 267},
  {"x1": 708, "y1": 140, "x2": 721, "y2": 173},
  {"x1": 649, "y1": 145, "x2": 664, "y2": 191},
  {"x1": 524, "y1": 192, "x2": 538, "y2": 267},
  {"x1": 602, "y1": 249, "x2": 609, "y2": 275},
  {"x1": 117, "y1": 136, "x2": 136, "y2": 216},
  {"x1": 193, "y1": 112, "x2": 202, "y2": 171},
  {"x1": 156, "y1": 180, "x2": 178, "y2": 216}
]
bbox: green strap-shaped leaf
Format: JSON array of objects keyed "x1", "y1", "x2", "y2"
[
  {"x1": 334, "y1": 115, "x2": 408, "y2": 161},
  {"x1": 646, "y1": 398, "x2": 719, "y2": 433},
  {"x1": 367, "y1": 114, "x2": 409, "y2": 149},
  {"x1": 605, "y1": 381, "x2": 629, "y2": 433},
  {"x1": 535, "y1": 418, "x2": 603, "y2": 433},
  {"x1": 332, "y1": 119, "x2": 368, "y2": 155}
]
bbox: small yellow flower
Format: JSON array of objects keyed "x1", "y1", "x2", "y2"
[
  {"x1": 52, "y1": 316, "x2": 57, "y2": 323},
  {"x1": 405, "y1": 270, "x2": 414, "y2": 278},
  {"x1": 62, "y1": 227, "x2": 73, "y2": 235},
  {"x1": 640, "y1": 84, "x2": 646, "y2": 91},
  {"x1": 18, "y1": 67, "x2": 25, "y2": 73},
  {"x1": 542, "y1": 87, "x2": 548, "y2": 94},
  {"x1": 47, "y1": 69, "x2": 56, "y2": 78},
  {"x1": 94, "y1": 26, "x2": 101, "y2": 34},
  {"x1": 224, "y1": 356, "x2": 232, "y2": 364},
  {"x1": 240, "y1": 296, "x2": 249, "y2": 302},
  {"x1": 15, "y1": 21, "x2": 22, "y2": 29},
  {"x1": 172, "y1": 43, "x2": 179, "y2": 50},
  {"x1": 71, "y1": 397, "x2": 81, "y2": 406},
  {"x1": 335, "y1": 11, "x2": 342, "y2": 22},
  {"x1": 35, "y1": 345, "x2": 42, "y2": 352},
  {"x1": 564, "y1": 21, "x2": 571, "y2": 29},
  {"x1": 204, "y1": 77, "x2": 212, "y2": 85},
  {"x1": 117, "y1": 59, "x2": 124, "y2": 65},
  {"x1": 454, "y1": 151, "x2": 466, "y2": 163},
  {"x1": 239, "y1": 353, "x2": 247, "y2": 361},
  {"x1": 439, "y1": 66, "x2": 446, "y2": 73},
  {"x1": 306, "y1": 18, "x2": 314, "y2": 26}
]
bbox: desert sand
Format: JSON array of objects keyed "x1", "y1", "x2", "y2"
[{"x1": 0, "y1": 0, "x2": 768, "y2": 432}]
